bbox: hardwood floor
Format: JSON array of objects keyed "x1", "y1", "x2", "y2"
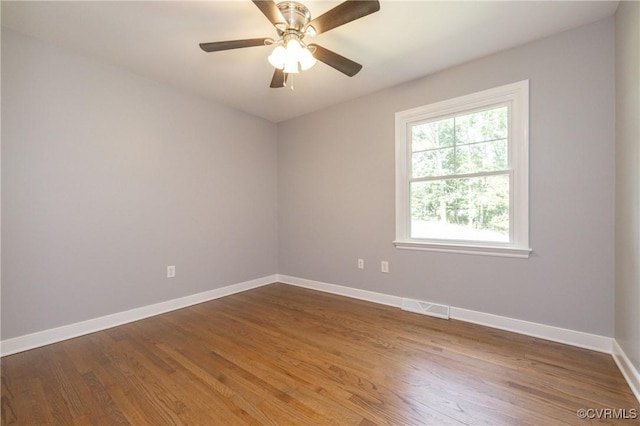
[{"x1": 2, "y1": 283, "x2": 638, "y2": 425}]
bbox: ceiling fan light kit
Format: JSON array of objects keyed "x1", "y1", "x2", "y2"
[
  {"x1": 267, "y1": 36, "x2": 317, "y2": 73},
  {"x1": 199, "y1": 0, "x2": 380, "y2": 88}
]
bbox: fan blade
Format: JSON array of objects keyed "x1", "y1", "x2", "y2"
[
  {"x1": 252, "y1": 0, "x2": 285, "y2": 27},
  {"x1": 308, "y1": 0, "x2": 380, "y2": 35},
  {"x1": 309, "y1": 44, "x2": 362, "y2": 77},
  {"x1": 199, "y1": 38, "x2": 270, "y2": 52},
  {"x1": 270, "y1": 69, "x2": 287, "y2": 88}
]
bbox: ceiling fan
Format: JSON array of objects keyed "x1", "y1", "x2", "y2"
[{"x1": 199, "y1": 0, "x2": 380, "y2": 88}]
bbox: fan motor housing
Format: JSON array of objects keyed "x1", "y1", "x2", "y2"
[{"x1": 276, "y1": 1, "x2": 311, "y2": 32}]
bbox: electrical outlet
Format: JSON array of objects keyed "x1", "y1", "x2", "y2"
[
  {"x1": 167, "y1": 265, "x2": 176, "y2": 278},
  {"x1": 357, "y1": 258, "x2": 364, "y2": 269},
  {"x1": 381, "y1": 261, "x2": 389, "y2": 273}
]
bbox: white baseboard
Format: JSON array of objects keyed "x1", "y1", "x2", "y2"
[
  {"x1": 0, "y1": 273, "x2": 617, "y2": 358},
  {"x1": 277, "y1": 274, "x2": 612, "y2": 354},
  {"x1": 613, "y1": 340, "x2": 640, "y2": 403},
  {"x1": 0, "y1": 275, "x2": 277, "y2": 357},
  {"x1": 449, "y1": 307, "x2": 612, "y2": 353},
  {"x1": 277, "y1": 275, "x2": 404, "y2": 308}
]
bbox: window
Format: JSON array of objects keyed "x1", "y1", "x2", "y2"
[{"x1": 395, "y1": 81, "x2": 531, "y2": 258}]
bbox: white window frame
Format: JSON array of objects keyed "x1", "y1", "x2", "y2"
[{"x1": 394, "y1": 80, "x2": 531, "y2": 258}]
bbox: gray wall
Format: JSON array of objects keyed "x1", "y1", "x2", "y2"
[
  {"x1": 1, "y1": 29, "x2": 279, "y2": 339},
  {"x1": 615, "y1": 1, "x2": 640, "y2": 371},
  {"x1": 1, "y1": 16, "x2": 621, "y2": 342},
  {"x1": 278, "y1": 18, "x2": 616, "y2": 336}
]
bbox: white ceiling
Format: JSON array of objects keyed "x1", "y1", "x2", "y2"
[{"x1": 2, "y1": 1, "x2": 618, "y2": 122}]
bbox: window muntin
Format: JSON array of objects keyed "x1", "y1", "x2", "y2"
[{"x1": 395, "y1": 81, "x2": 530, "y2": 258}]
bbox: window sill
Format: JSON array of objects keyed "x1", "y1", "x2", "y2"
[{"x1": 393, "y1": 240, "x2": 532, "y2": 258}]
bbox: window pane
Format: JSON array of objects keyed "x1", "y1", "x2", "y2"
[
  {"x1": 410, "y1": 175, "x2": 510, "y2": 242},
  {"x1": 412, "y1": 148, "x2": 455, "y2": 178},
  {"x1": 455, "y1": 106, "x2": 507, "y2": 145},
  {"x1": 411, "y1": 118, "x2": 454, "y2": 152},
  {"x1": 455, "y1": 139, "x2": 508, "y2": 174}
]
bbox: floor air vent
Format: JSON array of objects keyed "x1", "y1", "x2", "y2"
[{"x1": 401, "y1": 298, "x2": 450, "y2": 319}]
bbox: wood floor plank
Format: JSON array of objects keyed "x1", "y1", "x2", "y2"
[
  {"x1": 2, "y1": 283, "x2": 638, "y2": 425},
  {"x1": 1, "y1": 365, "x2": 17, "y2": 425},
  {"x1": 15, "y1": 378, "x2": 56, "y2": 425}
]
